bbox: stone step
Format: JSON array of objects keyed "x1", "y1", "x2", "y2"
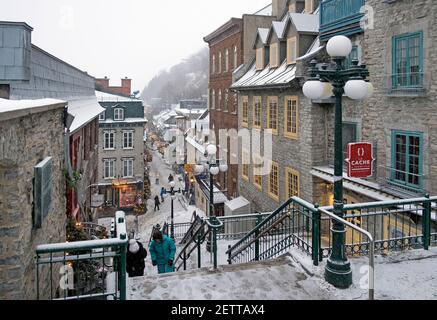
[{"x1": 128, "y1": 254, "x2": 335, "y2": 300}]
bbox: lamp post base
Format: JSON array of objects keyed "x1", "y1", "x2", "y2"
[{"x1": 325, "y1": 258, "x2": 352, "y2": 289}]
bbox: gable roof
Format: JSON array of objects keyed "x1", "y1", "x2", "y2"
[
  {"x1": 268, "y1": 20, "x2": 287, "y2": 42},
  {"x1": 252, "y1": 28, "x2": 270, "y2": 49},
  {"x1": 286, "y1": 12, "x2": 319, "y2": 34}
]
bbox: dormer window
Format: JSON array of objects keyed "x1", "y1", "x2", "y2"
[
  {"x1": 99, "y1": 111, "x2": 106, "y2": 121},
  {"x1": 256, "y1": 48, "x2": 264, "y2": 71},
  {"x1": 270, "y1": 43, "x2": 279, "y2": 68},
  {"x1": 287, "y1": 37, "x2": 297, "y2": 65},
  {"x1": 114, "y1": 108, "x2": 124, "y2": 121}
]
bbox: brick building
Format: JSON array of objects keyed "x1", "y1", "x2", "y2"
[
  {"x1": 232, "y1": 0, "x2": 320, "y2": 213},
  {"x1": 203, "y1": 3, "x2": 281, "y2": 200},
  {"x1": 95, "y1": 76, "x2": 132, "y2": 97}
]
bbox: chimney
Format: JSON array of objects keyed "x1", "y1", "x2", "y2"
[
  {"x1": 121, "y1": 77, "x2": 132, "y2": 96},
  {"x1": 272, "y1": 0, "x2": 288, "y2": 18},
  {"x1": 96, "y1": 77, "x2": 110, "y2": 88}
]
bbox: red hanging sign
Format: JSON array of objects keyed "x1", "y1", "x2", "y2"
[{"x1": 346, "y1": 143, "x2": 374, "y2": 178}]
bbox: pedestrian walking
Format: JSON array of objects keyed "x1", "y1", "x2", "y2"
[
  {"x1": 160, "y1": 187, "x2": 166, "y2": 202},
  {"x1": 126, "y1": 239, "x2": 148, "y2": 278},
  {"x1": 154, "y1": 195, "x2": 160, "y2": 212},
  {"x1": 168, "y1": 174, "x2": 174, "y2": 183},
  {"x1": 149, "y1": 230, "x2": 176, "y2": 274}
]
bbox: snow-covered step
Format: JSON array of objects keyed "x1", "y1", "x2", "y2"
[{"x1": 127, "y1": 254, "x2": 335, "y2": 300}]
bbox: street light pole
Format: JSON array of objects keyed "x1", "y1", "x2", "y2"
[
  {"x1": 303, "y1": 35, "x2": 373, "y2": 289},
  {"x1": 165, "y1": 180, "x2": 180, "y2": 240}
]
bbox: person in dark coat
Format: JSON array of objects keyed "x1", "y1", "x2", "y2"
[
  {"x1": 168, "y1": 174, "x2": 174, "y2": 183},
  {"x1": 126, "y1": 239, "x2": 148, "y2": 278},
  {"x1": 149, "y1": 230, "x2": 176, "y2": 274},
  {"x1": 154, "y1": 195, "x2": 160, "y2": 211}
]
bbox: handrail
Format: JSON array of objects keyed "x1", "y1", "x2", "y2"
[
  {"x1": 180, "y1": 215, "x2": 203, "y2": 245},
  {"x1": 36, "y1": 238, "x2": 128, "y2": 254},
  {"x1": 226, "y1": 197, "x2": 317, "y2": 258},
  {"x1": 174, "y1": 219, "x2": 210, "y2": 270},
  {"x1": 228, "y1": 212, "x2": 291, "y2": 261},
  {"x1": 319, "y1": 208, "x2": 375, "y2": 301}
]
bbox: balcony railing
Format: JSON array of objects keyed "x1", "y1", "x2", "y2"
[{"x1": 320, "y1": 0, "x2": 365, "y2": 40}]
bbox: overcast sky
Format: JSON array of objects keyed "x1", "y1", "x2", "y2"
[{"x1": 0, "y1": 0, "x2": 270, "y2": 92}]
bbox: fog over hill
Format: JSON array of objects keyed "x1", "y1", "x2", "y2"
[{"x1": 141, "y1": 47, "x2": 209, "y2": 105}]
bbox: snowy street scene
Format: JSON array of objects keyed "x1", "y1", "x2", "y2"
[{"x1": 1, "y1": 0, "x2": 437, "y2": 307}]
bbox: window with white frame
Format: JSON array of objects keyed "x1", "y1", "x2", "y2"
[
  {"x1": 212, "y1": 90, "x2": 216, "y2": 109},
  {"x1": 122, "y1": 159, "x2": 134, "y2": 178},
  {"x1": 123, "y1": 131, "x2": 134, "y2": 149},
  {"x1": 224, "y1": 90, "x2": 229, "y2": 111},
  {"x1": 218, "y1": 52, "x2": 222, "y2": 73},
  {"x1": 114, "y1": 108, "x2": 124, "y2": 121},
  {"x1": 218, "y1": 90, "x2": 222, "y2": 110},
  {"x1": 225, "y1": 49, "x2": 229, "y2": 72},
  {"x1": 104, "y1": 131, "x2": 115, "y2": 150},
  {"x1": 99, "y1": 111, "x2": 105, "y2": 121},
  {"x1": 104, "y1": 159, "x2": 115, "y2": 179},
  {"x1": 234, "y1": 46, "x2": 238, "y2": 69},
  {"x1": 212, "y1": 54, "x2": 216, "y2": 74}
]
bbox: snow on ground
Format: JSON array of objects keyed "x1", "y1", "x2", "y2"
[
  {"x1": 288, "y1": 246, "x2": 437, "y2": 300},
  {"x1": 129, "y1": 255, "x2": 334, "y2": 300}
]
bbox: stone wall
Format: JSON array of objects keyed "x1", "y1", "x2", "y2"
[
  {"x1": 237, "y1": 87, "x2": 328, "y2": 213},
  {"x1": 0, "y1": 104, "x2": 67, "y2": 300}
]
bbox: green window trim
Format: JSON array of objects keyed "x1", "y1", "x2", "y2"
[
  {"x1": 391, "y1": 130, "x2": 424, "y2": 190},
  {"x1": 392, "y1": 32, "x2": 424, "y2": 89},
  {"x1": 345, "y1": 45, "x2": 359, "y2": 69}
]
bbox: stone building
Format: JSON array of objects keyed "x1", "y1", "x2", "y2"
[
  {"x1": 310, "y1": 0, "x2": 437, "y2": 208},
  {"x1": 0, "y1": 21, "x2": 104, "y2": 222},
  {"x1": 0, "y1": 98, "x2": 67, "y2": 300},
  {"x1": 232, "y1": 0, "x2": 321, "y2": 213},
  {"x1": 203, "y1": 3, "x2": 281, "y2": 200},
  {"x1": 96, "y1": 90, "x2": 146, "y2": 212},
  {"x1": 0, "y1": 21, "x2": 103, "y2": 299}
]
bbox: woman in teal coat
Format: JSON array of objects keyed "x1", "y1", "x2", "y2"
[{"x1": 149, "y1": 230, "x2": 176, "y2": 274}]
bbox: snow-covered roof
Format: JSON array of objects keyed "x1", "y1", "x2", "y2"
[
  {"x1": 258, "y1": 28, "x2": 270, "y2": 45},
  {"x1": 0, "y1": 98, "x2": 66, "y2": 116},
  {"x1": 288, "y1": 13, "x2": 319, "y2": 33},
  {"x1": 225, "y1": 197, "x2": 250, "y2": 211},
  {"x1": 68, "y1": 97, "x2": 105, "y2": 133},
  {"x1": 95, "y1": 90, "x2": 140, "y2": 103},
  {"x1": 231, "y1": 59, "x2": 296, "y2": 90},
  {"x1": 271, "y1": 21, "x2": 287, "y2": 40},
  {"x1": 253, "y1": 4, "x2": 272, "y2": 16},
  {"x1": 297, "y1": 37, "x2": 324, "y2": 61},
  {"x1": 100, "y1": 118, "x2": 147, "y2": 124}
]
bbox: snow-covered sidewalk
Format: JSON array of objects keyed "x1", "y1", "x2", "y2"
[{"x1": 289, "y1": 246, "x2": 437, "y2": 300}]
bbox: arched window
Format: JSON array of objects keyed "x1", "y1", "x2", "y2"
[
  {"x1": 212, "y1": 54, "x2": 216, "y2": 74},
  {"x1": 218, "y1": 90, "x2": 222, "y2": 110},
  {"x1": 218, "y1": 52, "x2": 222, "y2": 73},
  {"x1": 225, "y1": 49, "x2": 229, "y2": 72}
]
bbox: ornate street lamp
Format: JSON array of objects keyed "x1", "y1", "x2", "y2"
[
  {"x1": 303, "y1": 35, "x2": 373, "y2": 289},
  {"x1": 194, "y1": 144, "x2": 228, "y2": 260},
  {"x1": 164, "y1": 180, "x2": 181, "y2": 240}
]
